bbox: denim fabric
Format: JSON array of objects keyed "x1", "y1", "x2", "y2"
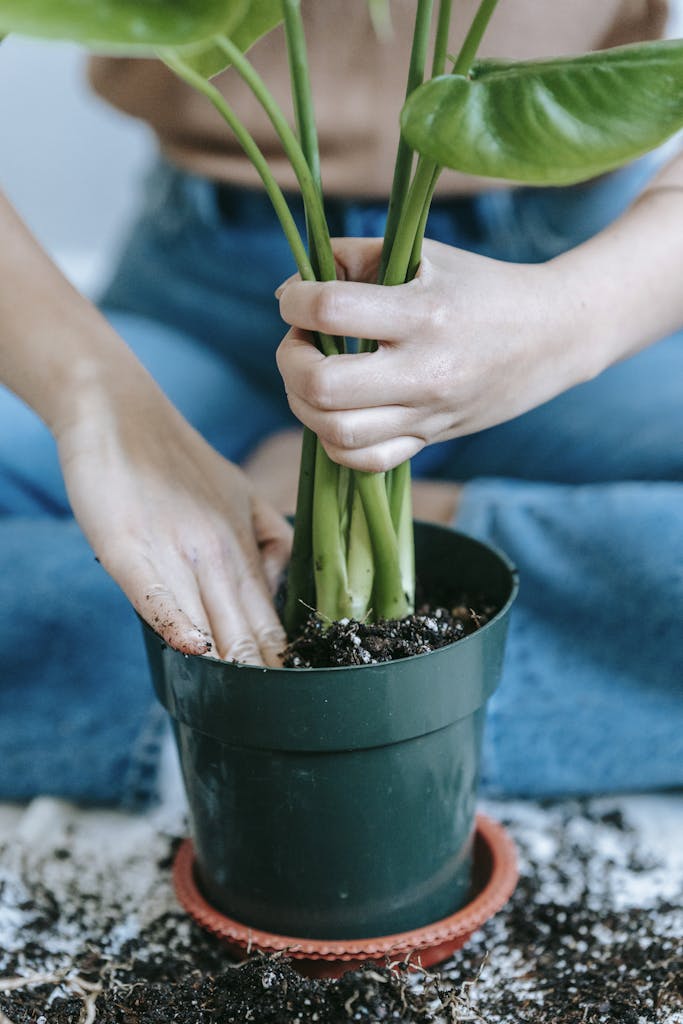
[{"x1": 0, "y1": 153, "x2": 680, "y2": 805}]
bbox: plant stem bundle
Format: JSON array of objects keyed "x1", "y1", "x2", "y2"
[{"x1": 165, "y1": 0, "x2": 500, "y2": 633}]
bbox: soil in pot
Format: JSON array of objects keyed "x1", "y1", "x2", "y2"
[{"x1": 282, "y1": 599, "x2": 498, "y2": 668}]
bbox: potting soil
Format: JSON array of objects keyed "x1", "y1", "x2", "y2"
[
  {"x1": 282, "y1": 602, "x2": 497, "y2": 668},
  {"x1": 0, "y1": 795, "x2": 681, "y2": 1023}
]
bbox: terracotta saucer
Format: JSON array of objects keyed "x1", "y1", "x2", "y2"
[{"x1": 173, "y1": 812, "x2": 518, "y2": 978}]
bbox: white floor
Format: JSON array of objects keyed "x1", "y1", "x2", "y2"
[{"x1": 0, "y1": 789, "x2": 681, "y2": 1022}]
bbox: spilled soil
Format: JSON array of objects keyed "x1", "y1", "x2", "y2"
[{"x1": 1, "y1": 800, "x2": 680, "y2": 1023}]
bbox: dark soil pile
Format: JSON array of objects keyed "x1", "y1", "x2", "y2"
[
  {"x1": 283, "y1": 602, "x2": 496, "y2": 669},
  {"x1": 1, "y1": 799, "x2": 680, "y2": 1023},
  {"x1": 0, "y1": 951, "x2": 438, "y2": 1024}
]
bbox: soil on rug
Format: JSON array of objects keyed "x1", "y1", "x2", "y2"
[{"x1": 1, "y1": 802, "x2": 680, "y2": 1023}]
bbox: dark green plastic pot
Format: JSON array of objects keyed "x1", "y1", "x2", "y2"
[{"x1": 143, "y1": 522, "x2": 518, "y2": 940}]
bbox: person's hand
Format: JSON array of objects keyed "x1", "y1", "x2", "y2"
[
  {"x1": 244, "y1": 427, "x2": 461, "y2": 524},
  {"x1": 0, "y1": 192, "x2": 290, "y2": 666},
  {"x1": 277, "y1": 237, "x2": 594, "y2": 473},
  {"x1": 54, "y1": 367, "x2": 292, "y2": 667}
]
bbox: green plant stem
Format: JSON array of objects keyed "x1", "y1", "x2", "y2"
[
  {"x1": 281, "y1": 0, "x2": 334, "y2": 634},
  {"x1": 282, "y1": 426, "x2": 317, "y2": 636},
  {"x1": 160, "y1": 50, "x2": 313, "y2": 282},
  {"x1": 312, "y1": 444, "x2": 350, "y2": 621},
  {"x1": 388, "y1": 459, "x2": 415, "y2": 607},
  {"x1": 215, "y1": 35, "x2": 336, "y2": 287},
  {"x1": 280, "y1": 0, "x2": 361, "y2": 631},
  {"x1": 282, "y1": 0, "x2": 325, "y2": 283},
  {"x1": 399, "y1": 0, "x2": 452, "y2": 281},
  {"x1": 378, "y1": 0, "x2": 434, "y2": 284},
  {"x1": 452, "y1": 0, "x2": 499, "y2": 75},
  {"x1": 432, "y1": 0, "x2": 453, "y2": 76},
  {"x1": 356, "y1": 472, "x2": 411, "y2": 620},
  {"x1": 384, "y1": 0, "x2": 494, "y2": 615},
  {"x1": 370, "y1": 0, "x2": 453, "y2": 625},
  {"x1": 346, "y1": 488, "x2": 374, "y2": 620},
  {"x1": 380, "y1": 1, "x2": 455, "y2": 609},
  {"x1": 383, "y1": 157, "x2": 437, "y2": 286},
  {"x1": 407, "y1": 163, "x2": 441, "y2": 279},
  {"x1": 282, "y1": 0, "x2": 321, "y2": 194},
  {"x1": 409, "y1": 0, "x2": 495, "y2": 278}
]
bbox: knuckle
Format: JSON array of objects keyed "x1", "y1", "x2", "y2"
[
  {"x1": 275, "y1": 338, "x2": 289, "y2": 378},
  {"x1": 340, "y1": 446, "x2": 391, "y2": 474},
  {"x1": 193, "y1": 537, "x2": 226, "y2": 570},
  {"x1": 422, "y1": 381, "x2": 442, "y2": 408},
  {"x1": 284, "y1": 388, "x2": 303, "y2": 421},
  {"x1": 328, "y1": 414, "x2": 356, "y2": 450},
  {"x1": 304, "y1": 362, "x2": 335, "y2": 410},
  {"x1": 311, "y1": 285, "x2": 341, "y2": 335},
  {"x1": 366, "y1": 450, "x2": 394, "y2": 473},
  {"x1": 320, "y1": 439, "x2": 347, "y2": 468}
]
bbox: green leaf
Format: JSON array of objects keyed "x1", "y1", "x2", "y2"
[
  {"x1": 0, "y1": 0, "x2": 247, "y2": 49},
  {"x1": 401, "y1": 40, "x2": 683, "y2": 185},
  {"x1": 173, "y1": 0, "x2": 283, "y2": 78}
]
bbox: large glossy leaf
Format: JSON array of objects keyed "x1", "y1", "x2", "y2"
[
  {"x1": 0, "y1": 0, "x2": 247, "y2": 49},
  {"x1": 401, "y1": 40, "x2": 683, "y2": 185},
  {"x1": 174, "y1": 0, "x2": 283, "y2": 78}
]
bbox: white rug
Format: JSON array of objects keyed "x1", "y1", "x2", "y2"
[{"x1": 0, "y1": 791, "x2": 681, "y2": 1022}]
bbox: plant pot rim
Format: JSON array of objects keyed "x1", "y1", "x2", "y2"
[
  {"x1": 172, "y1": 812, "x2": 518, "y2": 975},
  {"x1": 144, "y1": 522, "x2": 518, "y2": 750},
  {"x1": 144, "y1": 523, "x2": 519, "y2": 676}
]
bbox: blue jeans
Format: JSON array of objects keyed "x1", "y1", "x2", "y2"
[{"x1": 0, "y1": 157, "x2": 680, "y2": 806}]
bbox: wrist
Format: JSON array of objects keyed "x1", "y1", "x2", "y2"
[
  {"x1": 41, "y1": 318, "x2": 124, "y2": 434},
  {"x1": 1, "y1": 282, "x2": 144, "y2": 437},
  {"x1": 547, "y1": 168, "x2": 683, "y2": 376},
  {"x1": 47, "y1": 312, "x2": 159, "y2": 441},
  {"x1": 543, "y1": 251, "x2": 615, "y2": 385}
]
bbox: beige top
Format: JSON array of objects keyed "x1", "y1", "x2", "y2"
[{"x1": 89, "y1": 0, "x2": 669, "y2": 197}]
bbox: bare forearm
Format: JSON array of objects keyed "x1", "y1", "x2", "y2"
[
  {"x1": 0, "y1": 193, "x2": 291, "y2": 664},
  {"x1": 0, "y1": 190, "x2": 140, "y2": 433},
  {"x1": 554, "y1": 150, "x2": 683, "y2": 376}
]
